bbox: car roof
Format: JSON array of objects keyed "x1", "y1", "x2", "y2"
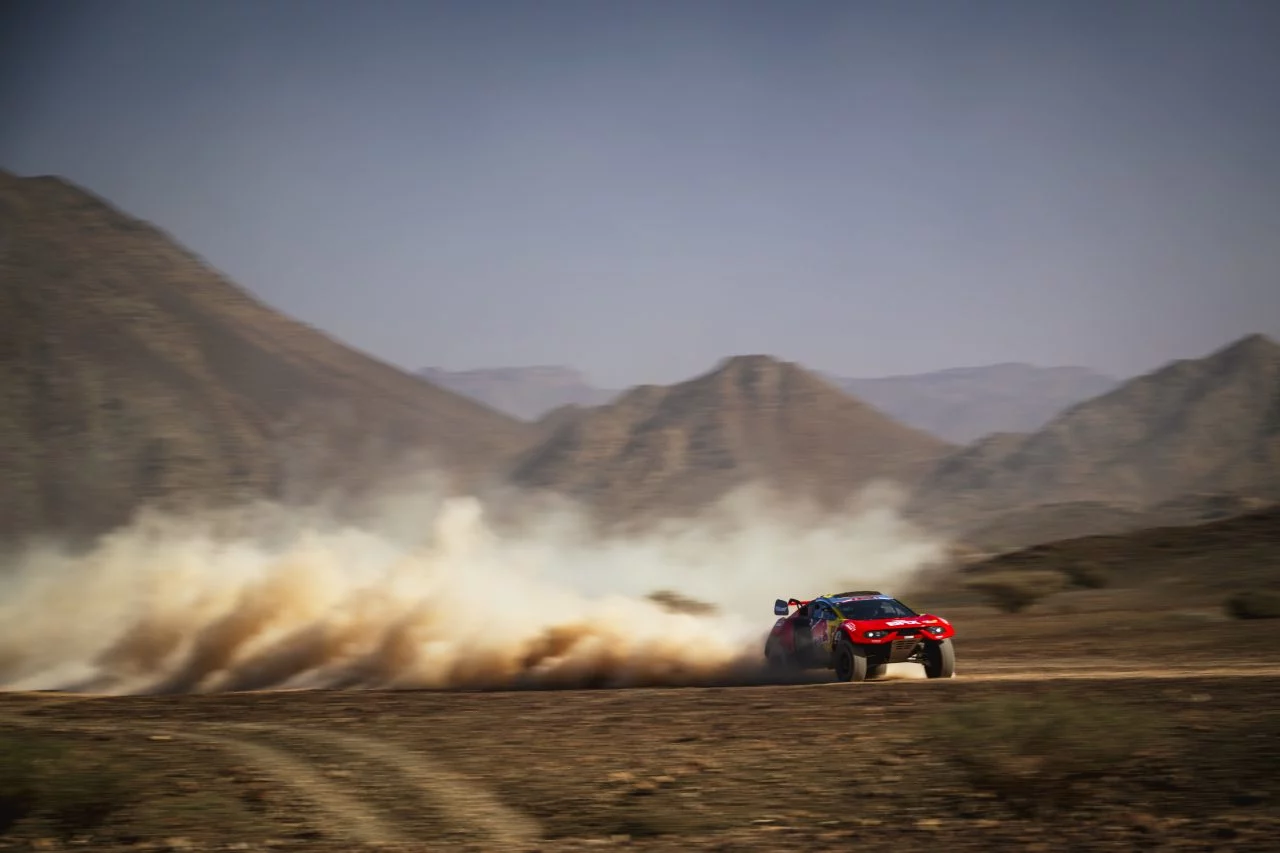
[{"x1": 819, "y1": 592, "x2": 894, "y2": 605}]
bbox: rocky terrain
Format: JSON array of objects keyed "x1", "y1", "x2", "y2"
[
  {"x1": 6, "y1": 495, "x2": 1275, "y2": 851},
  {"x1": 3, "y1": 643, "x2": 1277, "y2": 851}
]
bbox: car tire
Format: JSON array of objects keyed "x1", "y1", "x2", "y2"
[
  {"x1": 764, "y1": 639, "x2": 790, "y2": 670},
  {"x1": 923, "y1": 638, "x2": 956, "y2": 679},
  {"x1": 833, "y1": 639, "x2": 868, "y2": 683},
  {"x1": 868, "y1": 662, "x2": 889, "y2": 680}
]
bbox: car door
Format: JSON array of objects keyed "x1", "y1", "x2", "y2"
[
  {"x1": 786, "y1": 604, "x2": 811, "y2": 654},
  {"x1": 809, "y1": 602, "x2": 834, "y2": 651}
]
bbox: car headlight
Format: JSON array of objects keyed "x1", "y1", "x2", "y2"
[
  {"x1": 924, "y1": 626, "x2": 946, "y2": 635},
  {"x1": 864, "y1": 630, "x2": 888, "y2": 639}
]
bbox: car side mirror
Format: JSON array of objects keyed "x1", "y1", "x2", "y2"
[{"x1": 774, "y1": 599, "x2": 789, "y2": 616}]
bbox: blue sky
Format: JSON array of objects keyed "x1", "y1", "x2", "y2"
[{"x1": 2, "y1": 0, "x2": 1278, "y2": 386}]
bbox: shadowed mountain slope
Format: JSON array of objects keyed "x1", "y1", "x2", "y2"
[
  {"x1": 0, "y1": 171, "x2": 534, "y2": 541},
  {"x1": 912, "y1": 334, "x2": 1280, "y2": 530}
]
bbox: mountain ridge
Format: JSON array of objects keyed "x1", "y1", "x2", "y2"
[
  {"x1": 912, "y1": 332, "x2": 1280, "y2": 530},
  {"x1": 5, "y1": 170, "x2": 1276, "y2": 550},
  {"x1": 418, "y1": 360, "x2": 1121, "y2": 443},
  {"x1": 509, "y1": 353, "x2": 953, "y2": 522}
]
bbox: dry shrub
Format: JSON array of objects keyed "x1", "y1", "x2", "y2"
[
  {"x1": 1063, "y1": 559, "x2": 1109, "y2": 589},
  {"x1": 0, "y1": 736, "x2": 52, "y2": 833},
  {"x1": 964, "y1": 570, "x2": 1065, "y2": 613},
  {"x1": 1225, "y1": 589, "x2": 1280, "y2": 620},
  {"x1": 0, "y1": 731, "x2": 136, "y2": 839},
  {"x1": 923, "y1": 697, "x2": 1165, "y2": 817}
]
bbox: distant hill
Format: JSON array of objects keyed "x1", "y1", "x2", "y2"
[
  {"x1": 417, "y1": 366, "x2": 618, "y2": 421},
  {"x1": 960, "y1": 493, "x2": 1277, "y2": 553},
  {"x1": 825, "y1": 363, "x2": 1120, "y2": 444},
  {"x1": 509, "y1": 354, "x2": 953, "y2": 521},
  {"x1": 960, "y1": 502, "x2": 1280, "y2": 605},
  {"x1": 912, "y1": 334, "x2": 1280, "y2": 530},
  {"x1": 0, "y1": 170, "x2": 534, "y2": 541}
]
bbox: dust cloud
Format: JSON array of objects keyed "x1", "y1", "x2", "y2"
[{"x1": 0, "y1": 480, "x2": 947, "y2": 694}]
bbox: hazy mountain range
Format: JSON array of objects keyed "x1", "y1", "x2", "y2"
[
  {"x1": 910, "y1": 332, "x2": 1280, "y2": 529},
  {"x1": 3, "y1": 170, "x2": 1276, "y2": 548},
  {"x1": 825, "y1": 365, "x2": 1120, "y2": 444},
  {"x1": 418, "y1": 362, "x2": 1120, "y2": 445}
]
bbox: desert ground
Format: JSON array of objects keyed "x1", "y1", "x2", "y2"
[{"x1": 3, "y1": 603, "x2": 1279, "y2": 853}]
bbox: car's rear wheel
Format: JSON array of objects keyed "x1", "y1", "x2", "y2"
[
  {"x1": 923, "y1": 638, "x2": 956, "y2": 679},
  {"x1": 868, "y1": 662, "x2": 889, "y2": 680},
  {"x1": 834, "y1": 639, "x2": 868, "y2": 682},
  {"x1": 764, "y1": 638, "x2": 790, "y2": 670}
]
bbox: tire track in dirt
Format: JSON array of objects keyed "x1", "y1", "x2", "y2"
[
  {"x1": 780, "y1": 661, "x2": 1280, "y2": 685},
  {"x1": 951, "y1": 662, "x2": 1280, "y2": 681},
  {"x1": 179, "y1": 728, "x2": 408, "y2": 846},
  {"x1": 219, "y1": 722, "x2": 542, "y2": 850},
  {"x1": 0, "y1": 711, "x2": 405, "y2": 847},
  {"x1": 0, "y1": 708, "x2": 541, "y2": 848}
]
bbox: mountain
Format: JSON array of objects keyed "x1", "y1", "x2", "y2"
[
  {"x1": 0, "y1": 170, "x2": 534, "y2": 541},
  {"x1": 825, "y1": 363, "x2": 1120, "y2": 444},
  {"x1": 509, "y1": 354, "x2": 953, "y2": 521},
  {"x1": 912, "y1": 334, "x2": 1280, "y2": 530},
  {"x1": 417, "y1": 366, "x2": 618, "y2": 421},
  {"x1": 418, "y1": 362, "x2": 1120, "y2": 441}
]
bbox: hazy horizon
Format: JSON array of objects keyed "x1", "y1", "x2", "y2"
[
  {"x1": 3, "y1": 0, "x2": 1278, "y2": 388},
  {"x1": 416, "y1": 355, "x2": 1126, "y2": 388}
]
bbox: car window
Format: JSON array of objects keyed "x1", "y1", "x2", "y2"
[{"x1": 834, "y1": 598, "x2": 918, "y2": 620}]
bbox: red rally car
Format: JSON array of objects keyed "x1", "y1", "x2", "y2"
[{"x1": 764, "y1": 591, "x2": 956, "y2": 681}]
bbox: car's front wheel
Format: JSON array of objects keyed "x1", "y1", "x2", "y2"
[
  {"x1": 833, "y1": 639, "x2": 868, "y2": 682},
  {"x1": 923, "y1": 638, "x2": 956, "y2": 679}
]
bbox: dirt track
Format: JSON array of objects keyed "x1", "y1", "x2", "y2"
[
  {"x1": 953, "y1": 661, "x2": 1280, "y2": 680},
  {"x1": 3, "y1": 658, "x2": 1279, "y2": 853}
]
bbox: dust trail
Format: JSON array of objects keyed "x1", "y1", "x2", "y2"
[{"x1": 0, "y1": 480, "x2": 946, "y2": 694}]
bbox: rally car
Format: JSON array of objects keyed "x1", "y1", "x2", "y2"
[{"x1": 764, "y1": 591, "x2": 956, "y2": 681}]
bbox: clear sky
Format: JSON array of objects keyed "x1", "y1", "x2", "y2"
[{"x1": 2, "y1": 0, "x2": 1277, "y2": 387}]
